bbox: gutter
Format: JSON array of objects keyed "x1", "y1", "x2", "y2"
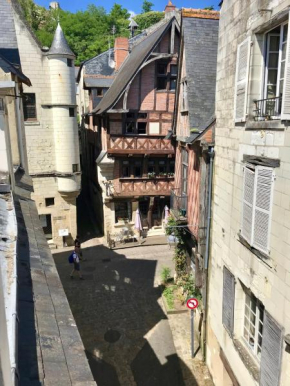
[{"x1": 202, "y1": 146, "x2": 215, "y2": 360}]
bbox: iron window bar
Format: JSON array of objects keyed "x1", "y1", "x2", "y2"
[{"x1": 253, "y1": 96, "x2": 282, "y2": 120}]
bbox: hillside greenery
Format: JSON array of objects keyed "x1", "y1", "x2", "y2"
[{"x1": 18, "y1": 0, "x2": 165, "y2": 65}]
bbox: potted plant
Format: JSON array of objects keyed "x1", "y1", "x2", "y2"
[{"x1": 147, "y1": 172, "x2": 156, "y2": 178}]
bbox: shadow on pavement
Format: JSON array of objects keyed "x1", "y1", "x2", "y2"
[{"x1": 54, "y1": 244, "x2": 198, "y2": 386}]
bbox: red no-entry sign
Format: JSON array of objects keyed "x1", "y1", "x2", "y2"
[{"x1": 186, "y1": 298, "x2": 199, "y2": 310}]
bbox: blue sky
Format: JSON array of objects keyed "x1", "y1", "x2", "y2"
[{"x1": 36, "y1": 0, "x2": 220, "y2": 14}]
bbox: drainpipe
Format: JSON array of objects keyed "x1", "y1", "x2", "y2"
[{"x1": 202, "y1": 146, "x2": 214, "y2": 360}]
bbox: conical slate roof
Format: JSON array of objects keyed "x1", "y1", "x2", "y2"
[{"x1": 48, "y1": 23, "x2": 75, "y2": 57}]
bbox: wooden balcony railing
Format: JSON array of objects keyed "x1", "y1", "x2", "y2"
[
  {"x1": 115, "y1": 177, "x2": 175, "y2": 196},
  {"x1": 108, "y1": 135, "x2": 175, "y2": 155}
]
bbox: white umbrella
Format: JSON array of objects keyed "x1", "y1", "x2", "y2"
[
  {"x1": 135, "y1": 209, "x2": 143, "y2": 244},
  {"x1": 135, "y1": 209, "x2": 143, "y2": 231},
  {"x1": 164, "y1": 205, "x2": 170, "y2": 224}
]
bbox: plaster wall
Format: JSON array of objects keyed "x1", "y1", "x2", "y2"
[{"x1": 208, "y1": 1, "x2": 290, "y2": 385}]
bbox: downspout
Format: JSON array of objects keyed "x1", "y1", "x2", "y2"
[{"x1": 202, "y1": 145, "x2": 214, "y2": 360}]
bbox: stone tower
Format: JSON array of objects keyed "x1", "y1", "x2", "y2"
[{"x1": 47, "y1": 24, "x2": 80, "y2": 194}]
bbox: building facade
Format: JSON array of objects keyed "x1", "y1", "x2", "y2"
[
  {"x1": 171, "y1": 8, "x2": 219, "y2": 354},
  {"x1": 6, "y1": 1, "x2": 80, "y2": 248},
  {"x1": 207, "y1": 1, "x2": 290, "y2": 385},
  {"x1": 95, "y1": 15, "x2": 179, "y2": 243}
]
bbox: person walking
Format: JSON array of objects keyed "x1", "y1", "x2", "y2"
[
  {"x1": 70, "y1": 245, "x2": 84, "y2": 280},
  {"x1": 74, "y1": 234, "x2": 86, "y2": 261}
]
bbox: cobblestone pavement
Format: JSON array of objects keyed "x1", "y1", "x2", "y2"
[{"x1": 53, "y1": 243, "x2": 200, "y2": 386}]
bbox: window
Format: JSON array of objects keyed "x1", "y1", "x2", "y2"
[
  {"x1": 122, "y1": 161, "x2": 130, "y2": 177},
  {"x1": 170, "y1": 65, "x2": 177, "y2": 91},
  {"x1": 158, "y1": 160, "x2": 166, "y2": 173},
  {"x1": 39, "y1": 214, "x2": 52, "y2": 240},
  {"x1": 134, "y1": 161, "x2": 142, "y2": 177},
  {"x1": 182, "y1": 149, "x2": 188, "y2": 194},
  {"x1": 45, "y1": 198, "x2": 55, "y2": 207},
  {"x1": 181, "y1": 80, "x2": 188, "y2": 112},
  {"x1": 148, "y1": 160, "x2": 155, "y2": 174},
  {"x1": 124, "y1": 112, "x2": 148, "y2": 135},
  {"x1": 243, "y1": 290, "x2": 264, "y2": 360},
  {"x1": 156, "y1": 63, "x2": 168, "y2": 90},
  {"x1": 23, "y1": 93, "x2": 37, "y2": 121},
  {"x1": 169, "y1": 160, "x2": 175, "y2": 174},
  {"x1": 115, "y1": 202, "x2": 132, "y2": 223},
  {"x1": 69, "y1": 108, "x2": 75, "y2": 117},
  {"x1": 72, "y1": 164, "x2": 79, "y2": 172},
  {"x1": 0, "y1": 98, "x2": 4, "y2": 113},
  {"x1": 97, "y1": 88, "x2": 103, "y2": 97},
  {"x1": 262, "y1": 24, "x2": 288, "y2": 118},
  {"x1": 241, "y1": 165, "x2": 274, "y2": 254},
  {"x1": 67, "y1": 58, "x2": 73, "y2": 67},
  {"x1": 137, "y1": 121, "x2": 147, "y2": 134}
]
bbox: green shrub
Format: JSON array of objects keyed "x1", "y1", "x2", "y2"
[{"x1": 161, "y1": 266, "x2": 171, "y2": 284}]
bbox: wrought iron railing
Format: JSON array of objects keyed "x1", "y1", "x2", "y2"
[
  {"x1": 170, "y1": 189, "x2": 187, "y2": 218},
  {"x1": 253, "y1": 96, "x2": 282, "y2": 120}
]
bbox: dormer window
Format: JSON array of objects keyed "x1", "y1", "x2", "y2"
[{"x1": 67, "y1": 58, "x2": 73, "y2": 67}]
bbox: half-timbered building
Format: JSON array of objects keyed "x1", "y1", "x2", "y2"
[{"x1": 87, "y1": 6, "x2": 180, "y2": 241}]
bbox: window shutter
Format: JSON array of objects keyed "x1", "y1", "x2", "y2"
[
  {"x1": 222, "y1": 266, "x2": 235, "y2": 336},
  {"x1": 252, "y1": 166, "x2": 273, "y2": 254},
  {"x1": 241, "y1": 166, "x2": 255, "y2": 244},
  {"x1": 281, "y1": 11, "x2": 290, "y2": 120},
  {"x1": 260, "y1": 312, "x2": 284, "y2": 386},
  {"x1": 234, "y1": 37, "x2": 251, "y2": 122}
]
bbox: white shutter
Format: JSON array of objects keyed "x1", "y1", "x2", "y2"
[
  {"x1": 281, "y1": 11, "x2": 290, "y2": 120},
  {"x1": 234, "y1": 37, "x2": 251, "y2": 122},
  {"x1": 252, "y1": 166, "x2": 273, "y2": 254},
  {"x1": 241, "y1": 166, "x2": 255, "y2": 244},
  {"x1": 222, "y1": 266, "x2": 235, "y2": 337},
  {"x1": 260, "y1": 312, "x2": 284, "y2": 386}
]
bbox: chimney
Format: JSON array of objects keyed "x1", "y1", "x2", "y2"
[
  {"x1": 114, "y1": 37, "x2": 129, "y2": 71},
  {"x1": 164, "y1": 0, "x2": 176, "y2": 13}
]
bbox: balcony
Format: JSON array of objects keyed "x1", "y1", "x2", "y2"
[
  {"x1": 170, "y1": 188, "x2": 187, "y2": 220},
  {"x1": 108, "y1": 135, "x2": 175, "y2": 155},
  {"x1": 115, "y1": 177, "x2": 175, "y2": 197},
  {"x1": 253, "y1": 97, "x2": 282, "y2": 121}
]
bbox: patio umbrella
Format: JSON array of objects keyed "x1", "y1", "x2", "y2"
[
  {"x1": 135, "y1": 209, "x2": 143, "y2": 231},
  {"x1": 164, "y1": 205, "x2": 170, "y2": 224}
]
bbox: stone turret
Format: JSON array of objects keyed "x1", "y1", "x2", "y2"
[{"x1": 48, "y1": 24, "x2": 80, "y2": 194}]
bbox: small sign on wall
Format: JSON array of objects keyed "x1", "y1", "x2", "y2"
[{"x1": 58, "y1": 229, "x2": 69, "y2": 237}]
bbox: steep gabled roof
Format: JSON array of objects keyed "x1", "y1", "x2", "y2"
[
  {"x1": 0, "y1": 54, "x2": 31, "y2": 86},
  {"x1": 94, "y1": 17, "x2": 175, "y2": 115},
  {"x1": 0, "y1": 0, "x2": 20, "y2": 65},
  {"x1": 182, "y1": 10, "x2": 219, "y2": 130},
  {"x1": 47, "y1": 23, "x2": 75, "y2": 57}
]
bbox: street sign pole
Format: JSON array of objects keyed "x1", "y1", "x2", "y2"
[
  {"x1": 191, "y1": 309, "x2": 194, "y2": 358},
  {"x1": 186, "y1": 297, "x2": 199, "y2": 359}
]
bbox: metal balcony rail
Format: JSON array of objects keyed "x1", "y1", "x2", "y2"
[
  {"x1": 170, "y1": 188, "x2": 187, "y2": 218},
  {"x1": 253, "y1": 96, "x2": 282, "y2": 120}
]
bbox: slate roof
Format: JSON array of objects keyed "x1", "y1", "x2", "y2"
[
  {"x1": 182, "y1": 11, "x2": 219, "y2": 131},
  {"x1": 48, "y1": 23, "x2": 75, "y2": 57},
  {"x1": 0, "y1": 54, "x2": 31, "y2": 86},
  {"x1": 84, "y1": 77, "x2": 114, "y2": 88},
  {"x1": 0, "y1": 0, "x2": 20, "y2": 65},
  {"x1": 94, "y1": 17, "x2": 175, "y2": 114}
]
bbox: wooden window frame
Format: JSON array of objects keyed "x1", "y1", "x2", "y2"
[
  {"x1": 123, "y1": 112, "x2": 149, "y2": 135},
  {"x1": 170, "y1": 64, "x2": 178, "y2": 91},
  {"x1": 243, "y1": 289, "x2": 264, "y2": 361},
  {"x1": 115, "y1": 201, "x2": 132, "y2": 223},
  {"x1": 23, "y1": 93, "x2": 37, "y2": 121},
  {"x1": 156, "y1": 62, "x2": 169, "y2": 91}
]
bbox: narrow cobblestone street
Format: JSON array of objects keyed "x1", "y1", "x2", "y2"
[{"x1": 53, "y1": 243, "x2": 200, "y2": 386}]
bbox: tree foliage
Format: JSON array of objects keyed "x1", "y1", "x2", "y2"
[
  {"x1": 133, "y1": 11, "x2": 164, "y2": 32},
  {"x1": 142, "y1": 0, "x2": 154, "y2": 13},
  {"x1": 19, "y1": 1, "x2": 164, "y2": 65},
  {"x1": 204, "y1": 6, "x2": 214, "y2": 10}
]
